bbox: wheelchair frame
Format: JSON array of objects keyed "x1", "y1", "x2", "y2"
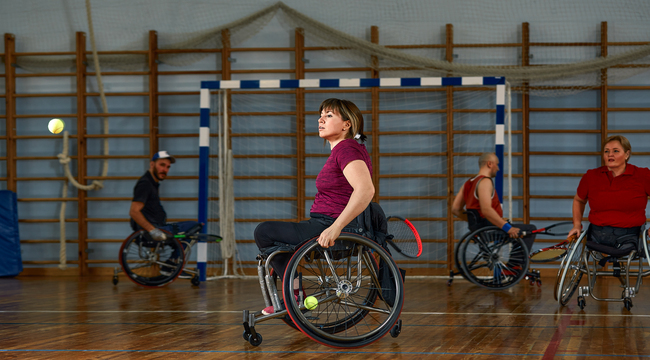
[
  {"x1": 555, "y1": 225, "x2": 650, "y2": 310},
  {"x1": 242, "y1": 233, "x2": 404, "y2": 348}
]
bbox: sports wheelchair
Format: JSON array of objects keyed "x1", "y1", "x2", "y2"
[
  {"x1": 112, "y1": 223, "x2": 222, "y2": 288},
  {"x1": 555, "y1": 224, "x2": 649, "y2": 311},
  {"x1": 242, "y1": 233, "x2": 404, "y2": 348},
  {"x1": 448, "y1": 210, "x2": 540, "y2": 289},
  {"x1": 448, "y1": 226, "x2": 539, "y2": 289}
]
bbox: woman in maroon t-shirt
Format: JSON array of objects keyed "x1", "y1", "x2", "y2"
[
  {"x1": 568, "y1": 135, "x2": 650, "y2": 243},
  {"x1": 253, "y1": 98, "x2": 374, "y2": 315}
]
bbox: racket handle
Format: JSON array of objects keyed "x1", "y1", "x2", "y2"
[{"x1": 520, "y1": 231, "x2": 528, "y2": 237}]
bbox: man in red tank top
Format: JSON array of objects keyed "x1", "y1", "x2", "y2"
[{"x1": 451, "y1": 153, "x2": 521, "y2": 238}]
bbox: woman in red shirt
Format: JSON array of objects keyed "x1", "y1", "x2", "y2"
[
  {"x1": 254, "y1": 98, "x2": 375, "y2": 315},
  {"x1": 568, "y1": 135, "x2": 650, "y2": 246}
]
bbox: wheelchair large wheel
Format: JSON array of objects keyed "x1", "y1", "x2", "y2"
[
  {"x1": 554, "y1": 232, "x2": 586, "y2": 306},
  {"x1": 458, "y1": 226, "x2": 529, "y2": 289},
  {"x1": 283, "y1": 234, "x2": 403, "y2": 348},
  {"x1": 119, "y1": 231, "x2": 185, "y2": 288},
  {"x1": 453, "y1": 231, "x2": 473, "y2": 281}
]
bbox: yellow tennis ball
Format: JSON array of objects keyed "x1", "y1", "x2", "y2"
[
  {"x1": 304, "y1": 296, "x2": 318, "y2": 310},
  {"x1": 48, "y1": 118, "x2": 65, "y2": 134}
]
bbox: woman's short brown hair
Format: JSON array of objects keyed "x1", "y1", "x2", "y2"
[
  {"x1": 602, "y1": 135, "x2": 632, "y2": 162},
  {"x1": 319, "y1": 98, "x2": 366, "y2": 142}
]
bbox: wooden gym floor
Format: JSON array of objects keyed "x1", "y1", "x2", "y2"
[{"x1": 1, "y1": 274, "x2": 650, "y2": 359}]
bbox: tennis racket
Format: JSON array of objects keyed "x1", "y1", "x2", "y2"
[
  {"x1": 521, "y1": 221, "x2": 574, "y2": 237},
  {"x1": 386, "y1": 216, "x2": 422, "y2": 258},
  {"x1": 529, "y1": 233, "x2": 577, "y2": 263}
]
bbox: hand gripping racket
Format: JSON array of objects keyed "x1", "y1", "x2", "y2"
[{"x1": 386, "y1": 216, "x2": 422, "y2": 258}]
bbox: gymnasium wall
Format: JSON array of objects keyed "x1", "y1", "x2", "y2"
[{"x1": 0, "y1": 0, "x2": 649, "y2": 275}]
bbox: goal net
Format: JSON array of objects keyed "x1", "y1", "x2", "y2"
[
  {"x1": 199, "y1": 77, "x2": 510, "y2": 277},
  {"x1": 6, "y1": 1, "x2": 650, "y2": 96}
]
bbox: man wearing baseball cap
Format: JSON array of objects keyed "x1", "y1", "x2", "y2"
[{"x1": 129, "y1": 150, "x2": 200, "y2": 277}]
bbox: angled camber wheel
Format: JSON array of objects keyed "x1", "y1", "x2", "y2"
[
  {"x1": 554, "y1": 232, "x2": 586, "y2": 306},
  {"x1": 283, "y1": 234, "x2": 404, "y2": 348},
  {"x1": 451, "y1": 231, "x2": 473, "y2": 283},
  {"x1": 119, "y1": 231, "x2": 185, "y2": 287},
  {"x1": 458, "y1": 226, "x2": 530, "y2": 290}
]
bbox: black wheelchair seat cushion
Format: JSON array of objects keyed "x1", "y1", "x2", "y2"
[
  {"x1": 586, "y1": 240, "x2": 637, "y2": 258},
  {"x1": 259, "y1": 242, "x2": 301, "y2": 257},
  {"x1": 588, "y1": 225, "x2": 641, "y2": 255}
]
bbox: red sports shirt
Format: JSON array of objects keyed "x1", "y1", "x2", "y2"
[
  {"x1": 462, "y1": 175, "x2": 502, "y2": 219},
  {"x1": 577, "y1": 164, "x2": 650, "y2": 227}
]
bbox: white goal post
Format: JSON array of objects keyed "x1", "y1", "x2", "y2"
[{"x1": 197, "y1": 76, "x2": 508, "y2": 280}]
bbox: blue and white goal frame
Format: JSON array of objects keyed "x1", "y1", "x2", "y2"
[{"x1": 196, "y1": 76, "x2": 506, "y2": 280}]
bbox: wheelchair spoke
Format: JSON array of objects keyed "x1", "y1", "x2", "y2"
[
  {"x1": 338, "y1": 300, "x2": 391, "y2": 315},
  {"x1": 465, "y1": 252, "x2": 490, "y2": 271},
  {"x1": 124, "y1": 262, "x2": 154, "y2": 271},
  {"x1": 322, "y1": 250, "x2": 341, "y2": 283},
  {"x1": 362, "y1": 253, "x2": 383, "y2": 298}
]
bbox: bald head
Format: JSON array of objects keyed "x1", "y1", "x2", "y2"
[
  {"x1": 478, "y1": 153, "x2": 498, "y2": 168},
  {"x1": 478, "y1": 152, "x2": 500, "y2": 178}
]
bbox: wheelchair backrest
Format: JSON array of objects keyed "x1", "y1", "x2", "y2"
[
  {"x1": 355, "y1": 202, "x2": 389, "y2": 247},
  {"x1": 466, "y1": 209, "x2": 491, "y2": 232}
]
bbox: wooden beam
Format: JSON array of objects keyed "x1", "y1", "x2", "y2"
[
  {"x1": 521, "y1": 23, "x2": 531, "y2": 224},
  {"x1": 445, "y1": 24, "x2": 455, "y2": 272},
  {"x1": 221, "y1": 29, "x2": 234, "y2": 274},
  {"x1": 371, "y1": 26, "x2": 380, "y2": 202},
  {"x1": 75, "y1": 32, "x2": 88, "y2": 275},
  {"x1": 149, "y1": 30, "x2": 159, "y2": 157},
  {"x1": 295, "y1": 27, "x2": 306, "y2": 220},
  {"x1": 5, "y1": 34, "x2": 16, "y2": 192}
]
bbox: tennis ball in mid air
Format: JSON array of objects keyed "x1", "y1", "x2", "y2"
[
  {"x1": 48, "y1": 118, "x2": 65, "y2": 134},
  {"x1": 304, "y1": 296, "x2": 318, "y2": 310}
]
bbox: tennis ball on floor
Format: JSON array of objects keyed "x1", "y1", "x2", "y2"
[
  {"x1": 48, "y1": 118, "x2": 65, "y2": 134},
  {"x1": 304, "y1": 296, "x2": 318, "y2": 310}
]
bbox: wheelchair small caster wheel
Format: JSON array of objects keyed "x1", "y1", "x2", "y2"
[
  {"x1": 577, "y1": 296, "x2": 586, "y2": 310},
  {"x1": 243, "y1": 331, "x2": 250, "y2": 341},
  {"x1": 112, "y1": 276, "x2": 119, "y2": 285},
  {"x1": 191, "y1": 275, "x2": 200, "y2": 286},
  {"x1": 624, "y1": 298, "x2": 633, "y2": 311},
  {"x1": 248, "y1": 332, "x2": 263, "y2": 346},
  {"x1": 536, "y1": 279, "x2": 542, "y2": 287},
  {"x1": 447, "y1": 279, "x2": 453, "y2": 286},
  {"x1": 390, "y1": 319, "x2": 402, "y2": 338}
]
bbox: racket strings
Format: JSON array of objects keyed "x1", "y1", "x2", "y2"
[
  {"x1": 390, "y1": 223, "x2": 418, "y2": 255},
  {"x1": 387, "y1": 218, "x2": 421, "y2": 258},
  {"x1": 530, "y1": 248, "x2": 567, "y2": 261}
]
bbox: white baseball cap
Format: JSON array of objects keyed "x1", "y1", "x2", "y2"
[{"x1": 151, "y1": 150, "x2": 176, "y2": 163}]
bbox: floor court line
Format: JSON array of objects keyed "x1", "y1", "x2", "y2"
[
  {"x1": 1, "y1": 349, "x2": 649, "y2": 357},
  {"x1": 2, "y1": 321, "x2": 648, "y2": 329},
  {"x1": 3, "y1": 309, "x2": 650, "y2": 318}
]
